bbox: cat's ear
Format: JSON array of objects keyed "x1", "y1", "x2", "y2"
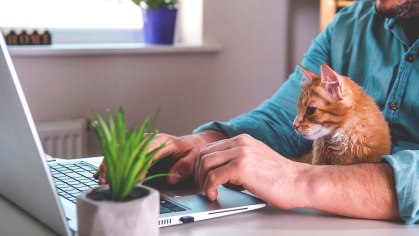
[
  {"x1": 299, "y1": 65, "x2": 318, "y2": 83},
  {"x1": 320, "y1": 64, "x2": 344, "y2": 100}
]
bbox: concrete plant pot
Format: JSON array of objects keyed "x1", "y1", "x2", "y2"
[{"x1": 77, "y1": 185, "x2": 159, "y2": 236}]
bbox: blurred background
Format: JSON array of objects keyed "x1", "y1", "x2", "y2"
[{"x1": 0, "y1": 0, "x2": 322, "y2": 158}]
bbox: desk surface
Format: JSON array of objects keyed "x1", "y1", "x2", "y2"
[{"x1": 1, "y1": 194, "x2": 418, "y2": 236}]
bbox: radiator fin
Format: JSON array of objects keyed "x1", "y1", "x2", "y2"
[{"x1": 36, "y1": 119, "x2": 87, "y2": 159}]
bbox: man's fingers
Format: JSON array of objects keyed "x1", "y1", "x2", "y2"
[
  {"x1": 195, "y1": 138, "x2": 235, "y2": 184},
  {"x1": 137, "y1": 172, "x2": 147, "y2": 186},
  {"x1": 197, "y1": 150, "x2": 235, "y2": 187},
  {"x1": 95, "y1": 162, "x2": 107, "y2": 185},
  {"x1": 148, "y1": 134, "x2": 176, "y2": 161},
  {"x1": 98, "y1": 176, "x2": 107, "y2": 185},
  {"x1": 203, "y1": 134, "x2": 246, "y2": 149},
  {"x1": 93, "y1": 163, "x2": 103, "y2": 179},
  {"x1": 148, "y1": 134, "x2": 192, "y2": 163},
  {"x1": 168, "y1": 153, "x2": 198, "y2": 185},
  {"x1": 202, "y1": 164, "x2": 236, "y2": 201},
  {"x1": 93, "y1": 172, "x2": 99, "y2": 179},
  {"x1": 200, "y1": 138, "x2": 234, "y2": 156}
]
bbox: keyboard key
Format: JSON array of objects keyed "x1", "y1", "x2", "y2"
[
  {"x1": 72, "y1": 184, "x2": 85, "y2": 188},
  {"x1": 160, "y1": 206, "x2": 173, "y2": 214},
  {"x1": 78, "y1": 186, "x2": 91, "y2": 191},
  {"x1": 60, "y1": 164, "x2": 75, "y2": 167},
  {"x1": 79, "y1": 172, "x2": 93, "y2": 177},
  {"x1": 55, "y1": 167, "x2": 66, "y2": 171},
  {"x1": 72, "y1": 176, "x2": 87, "y2": 181},
  {"x1": 169, "y1": 206, "x2": 186, "y2": 212},
  {"x1": 66, "y1": 173, "x2": 82, "y2": 178},
  {"x1": 60, "y1": 186, "x2": 75, "y2": 191},
  {"x1": 67, "y1": 189, "x2": 81, "y2": 194},
  {"x1": 56, "y1": 183, "x2": 68, "y2": 187},
  {"x1": 162, "y1": 202, "x2": 178, "y2": 208},
  {"x1": 83, "y1": 166, "x2": 97, "y2": 170},
  {"x1": 59, "y1": 179, "x2": 72, "y2": 183},
  {"x1": 70, "y1": 192, "x2": 82, "y2": 197},
  {"x1": 78, "y1": 165, "x2": 96, "y2": 171},
  {"x1": 78, "y1": 179, "x2": 91, "y2": 183}
]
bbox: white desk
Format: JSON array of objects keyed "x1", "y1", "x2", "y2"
[{"x1": 1, "y1": 193, "x2": 418, "y2": 236}]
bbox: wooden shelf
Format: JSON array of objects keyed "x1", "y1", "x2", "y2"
[
  {"x1": 320, "y1": 0, "x2": 356, "y2": 32},
  {"x1": 337, "y1": 0, "x2": 355, "y2": 8}
]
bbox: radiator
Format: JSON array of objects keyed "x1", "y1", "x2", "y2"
[{"x1": 36, "y1": 119, "x2": 88, "y2": 159}]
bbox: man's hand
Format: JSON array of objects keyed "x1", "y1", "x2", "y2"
[
  {"x1": 93, "y1": 130, "x2": 227, "y2": 185},
  {"x1": 195, "y1": 134, "x2": 311, "y2": 210},
  {"x1": 196, "y1": 134, "x2": 400, "y2": 220}
]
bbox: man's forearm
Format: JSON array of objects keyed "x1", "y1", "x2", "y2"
[{"x1": 301, "y1": 163, "x2": 400, "y2": 220}]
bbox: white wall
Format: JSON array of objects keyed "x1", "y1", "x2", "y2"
[
  {"x1": 10, "y1": 0, "x2": 319, "y2": 157},
  {"x1": 287, "y1": 0, "x2": 320, "y2": 74}
]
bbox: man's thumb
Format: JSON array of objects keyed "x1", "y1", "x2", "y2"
[{"x1": 168, "y1": 157, "x2": 196, "y2": 185}]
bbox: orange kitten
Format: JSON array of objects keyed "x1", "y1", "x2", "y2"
[{"x1": 289, "y1": 64, "x2": 391, "y2": 165}]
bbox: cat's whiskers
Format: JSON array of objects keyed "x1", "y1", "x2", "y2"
[{"x1": 287, "y1": 128, "x2": 311, "y2": 156}]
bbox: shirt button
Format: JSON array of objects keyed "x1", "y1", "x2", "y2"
[
  {"x1": 389, "y1": 102, "x2": 398, "y2": 111},
  {"x1": 406, "y1": 54, "x2": 415, "y2": 63}
]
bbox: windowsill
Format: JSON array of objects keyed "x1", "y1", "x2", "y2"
[{"x1": 8, "y1": 43, "x2": 222, "y2": 57}]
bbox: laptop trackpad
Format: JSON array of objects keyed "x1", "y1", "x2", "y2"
[
  {"x1": 144, "y1": 175, "x2": 229, "y2": 198},
  {"x1": 157, "y1": 185, "x2": 229, "y2": 198}
]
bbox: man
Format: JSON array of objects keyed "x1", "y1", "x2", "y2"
[{"x1": 95, "y1": 0, "x2": 419, "y2": 224}]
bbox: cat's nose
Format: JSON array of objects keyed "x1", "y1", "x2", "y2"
[{"x1": 293, "y1": 123, "x2": 300, "y2": 130}]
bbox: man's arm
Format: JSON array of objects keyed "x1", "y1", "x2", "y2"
[
  {"x1": 195, "y1": 134, "x2": 404, "y2": 222},
  {"x1": 303, "y1": 163, "x2": 400, "y2": 220}
]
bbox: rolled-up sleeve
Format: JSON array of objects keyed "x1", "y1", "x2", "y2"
[
  {"x1": 381, "y1": 151, "x2": 419, "y2": 224},
  {"x1": 194, "y1": 13, "x2": 336, "y2": 157}
]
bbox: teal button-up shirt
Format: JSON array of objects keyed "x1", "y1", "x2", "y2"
[{"x1": 194, "y1": 0, "x2": 419, "y2": 224}]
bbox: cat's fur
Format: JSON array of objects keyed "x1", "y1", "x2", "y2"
[{"x1": 289, "y1": 64, "x2": 391, "y2": 165}]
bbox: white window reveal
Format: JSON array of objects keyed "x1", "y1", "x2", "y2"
[{"x1": 0, "y1": 0, "x2": 144, "y2": 44}]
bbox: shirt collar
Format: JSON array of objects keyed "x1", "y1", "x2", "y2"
[
  {"x1": 383, "y1": 17, "x2": 412, "y2": 47},
  {"x1": 373, "y1": 10, "x2": 397, "y2": 30},
  {"x1": 373, "y1": 3, "x2": 413, "y2": 47},
  {"x1": 384, "y1": 18, "x2": 397, "y2": 30}
]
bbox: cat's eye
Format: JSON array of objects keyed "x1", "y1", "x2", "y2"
[{"x1": 306, "y1": 106, "x2": 316, "y2": 115}]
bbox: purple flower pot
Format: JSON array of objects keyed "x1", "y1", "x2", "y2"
[{"x1": 142, "y1": 7, "x2": 178, "y2": 45}]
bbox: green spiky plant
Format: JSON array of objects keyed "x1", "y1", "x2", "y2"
[
  {"x1": 91, "y1": 106, "x2": 170, "y2": 201},
  {"x1": 131, "y1": 0, "x2": 178, "y2": 10}
]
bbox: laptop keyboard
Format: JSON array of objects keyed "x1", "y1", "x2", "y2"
[
  {"x1": 50, "y1": 162, "x2": 99, "y2": 203},
  {"x1": 49, "y1": 162, "x2": 188, "y2": 214},
  {"x1": 160, "y1": 198, "x2": 187, "y2": 214}
]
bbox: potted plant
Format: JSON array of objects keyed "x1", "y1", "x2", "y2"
[
  {"x1": 77, "y1": 107, "x2": 170, "y2": 236},
  {"x1": 132, "y1": 0, "x2": 178, "y2": 45}
]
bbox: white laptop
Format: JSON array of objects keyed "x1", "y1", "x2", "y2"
[{"x1": 0, "y1": 32, "x2": 266, "y2": 235}]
